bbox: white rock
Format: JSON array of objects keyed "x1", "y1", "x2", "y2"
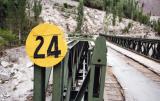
[{"x1": 1, "y1": 61, "x2": 9, "y2": 67}]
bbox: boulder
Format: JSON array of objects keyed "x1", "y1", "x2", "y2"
[
  {"x1": 1, "y1": 61, "x2": 9, "y2": 67},
  {"x1": 0, "y1": 66, "x2": 10, "y2": 81},
  {"x1": 8, "y1": 55, "x2": 19, "y2": 63}
]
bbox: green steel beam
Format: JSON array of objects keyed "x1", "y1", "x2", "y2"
[
  {"x1": 88, "y1": 65, "x2": 95, "y2": 101},
  {"x1": 65, "y1": 77, "x2": 72, "y2": 101},
  {"x1": 34, "y1": 64, "x2": 46, "y2": 101},
  {"x1": 63, "y1": 52, "x2": 69, "y2": 89},
  {"x1": 99, "y1": 66, "x2": 107, "y2": 99},
  {"x1": 88, "y1": 36, "x2": 107, "y2": 101},
  {"x1": 52, "y1": 62, "x2": 63, "y2": 101},
  {"x1": 72, "y1": 42, "x2": 85, "y2": 83},
  {"x1": 74, "y1": 70, "x2": 90, "y2": 101}
]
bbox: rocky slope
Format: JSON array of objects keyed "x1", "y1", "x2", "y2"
[
  {"x1": 40, "y1": 0, "x2": 105, "y2": 35},
  {"x1": 105, "y1": 14, "x2": 160, "y2": 39},
  {"x1": 0, "y1": 47, "x2": 33, "y2": 101},
  {"x1": 40, "y1": 0, "x2": 159, "y2": 39}
]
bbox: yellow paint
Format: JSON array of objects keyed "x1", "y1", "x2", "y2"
[{"x1": 25, "y1": 23, "x2": 68, "y2": 67}]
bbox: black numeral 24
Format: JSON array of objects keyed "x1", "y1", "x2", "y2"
[{"x1": 34, "y1": 36, "x2": 61, "y2": 58}]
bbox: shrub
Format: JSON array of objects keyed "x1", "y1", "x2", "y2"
[
  {"x1": 122, "y1": 22, "x2": 133, "y2": 33},
  {"x1": 0, "y1": 37, "x2": 7, "y2": 46},
  {"x1": 139, "y1": 14, "x2": 150, "y2": 25},
  {"x1": 0, "y1": 29, "x2": 17, "y2": 42},
  {"x1": 156, "y1": 20, "x2": 160, "y2": 35},
  {"x1": 149, "y1": 19, "x2": 160, "y2": 35},
  {"x1": 84, "y1": 0, "x2": 104, "y2": 10},
  {"x1": 152, "y1": 19, "x2": 160, "y2": 35}
]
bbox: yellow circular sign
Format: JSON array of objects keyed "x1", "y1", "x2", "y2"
[{"x1": 25, "y1": 23, "x2": 68, "y2": 67}]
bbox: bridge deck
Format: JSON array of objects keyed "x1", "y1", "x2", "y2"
[
  {"x1": 106, "y1": 42, "x2": 160, "y2": 101},
  {"x1": 106, "y1": 41, "x2": 160, "y2": 75}
]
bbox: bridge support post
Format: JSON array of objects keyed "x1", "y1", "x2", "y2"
[{"x1": 88, "y1": 36, "x2": 107, "y2": 101}]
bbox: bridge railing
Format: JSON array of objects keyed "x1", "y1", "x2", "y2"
[
  {"x1": 33, "y1": 36, "x2": 107, "y2": 101},
  {"x1": 101, "y1": 34, "x2": 160, "y2": 62}
]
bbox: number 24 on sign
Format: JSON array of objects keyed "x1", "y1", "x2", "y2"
[{"x1": 34, "y1": 35, "x2": 61, "y2": 59}]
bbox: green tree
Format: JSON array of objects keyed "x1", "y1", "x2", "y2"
[
  {"x1": 0, "y1": 0, "x2": 7, "y2": 28},
  {"x1": 112, "y1": 0, "x2": 119, "y2": 26},
  {"x1": 117, "y1": 1, "x2": 123, "y2": 22},
  {"x1": 152, "y1": 19, "x2": 160, "y2": 35},
  {"x1": 33, "y1": 0, "x2": 42, "y2": 22},
  {"x1": 5, "y1": 0, "x2": 29, "y2": 41},
  {"x1": 104, "y1": 0, "x2": 112, "y2": 13},
  {"x1": 76, "y1": 0, "x2": 84, "y2": 33},
  {"x1": 112, "y1": 7, "x2": 116, "y2": 26}
]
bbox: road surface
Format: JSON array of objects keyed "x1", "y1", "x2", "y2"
[{"x1": 107, "y1": 43, "x2": 160, "y2": 101}]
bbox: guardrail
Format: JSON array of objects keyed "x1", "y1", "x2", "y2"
[
  {"x1": 33, "y1": 36, "x2": 107, "y2": 101},
  {"x1": 101, "y1": 34, "x2": 160, "y2": 62}
]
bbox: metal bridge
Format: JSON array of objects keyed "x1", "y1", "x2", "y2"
[
  {"x1": 34, "y1": 36, "x2": 107, "y2": 101},
  {"x1": 33, "y1": 35, "x2": 160, "y2": 101}
]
